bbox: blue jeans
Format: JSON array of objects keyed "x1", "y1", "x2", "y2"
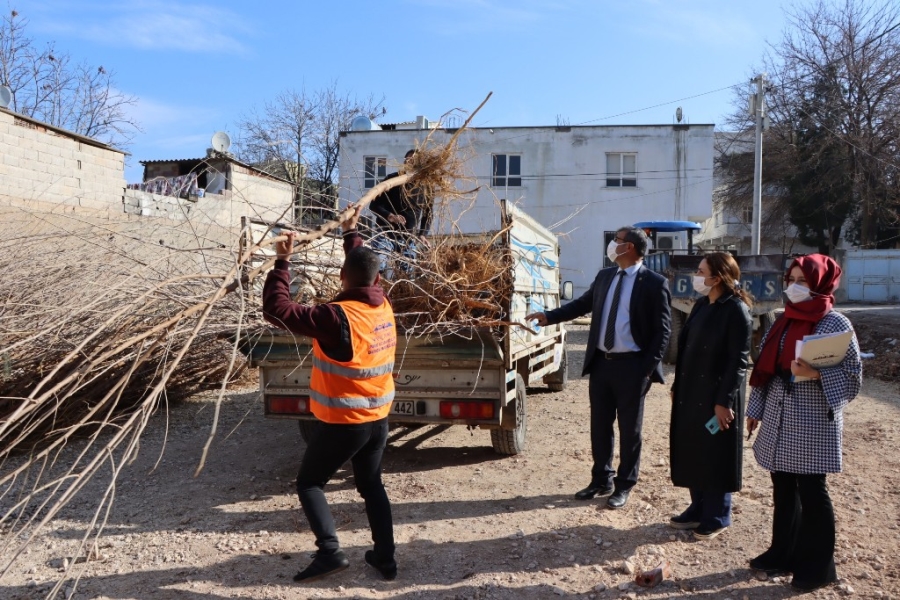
[
  {"x1": 683, "y1": 488, "x2": 732, "y2": 529},
  {"x1": 296, "y1": 418, "x2": 395, "y2": 562},
  {"x1": 371, "y1": 231, "x2": 418, "y2": 279}
]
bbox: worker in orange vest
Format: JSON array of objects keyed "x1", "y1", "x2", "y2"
[{"x1": 262, "y1": 203, "x2": 398, "y2": 583}]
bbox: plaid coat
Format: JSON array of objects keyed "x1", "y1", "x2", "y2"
[{"x1": 747, "y1": 310, "x2": 862, "y2": 474}]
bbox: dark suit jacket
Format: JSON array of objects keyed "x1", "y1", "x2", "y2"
[{"x1": 544, "y1": 264, "x2": 672, "y2": 383}]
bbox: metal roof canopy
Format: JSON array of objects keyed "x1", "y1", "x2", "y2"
[{"x1": 633, "y1": 220, "x2": 702, "y2": 232}]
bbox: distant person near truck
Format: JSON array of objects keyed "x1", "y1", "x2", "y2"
[
  {"x1": 262, "y1": 204, "x2": 399, "y2": 583},
  {"x1": 369, "y1": 149, "x2": 433, "y2": 275},
  {"x1": 526, "y1": 226, "x2": 671, "y2": 509}
]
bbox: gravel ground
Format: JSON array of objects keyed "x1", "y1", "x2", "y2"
[{"x1": 2, "y1": 321, "x2": 898, "y2": 600}]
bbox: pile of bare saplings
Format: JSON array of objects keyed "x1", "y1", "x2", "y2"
[{"x1": 0, "y1": 96, "x2": 503, "y2": 593}]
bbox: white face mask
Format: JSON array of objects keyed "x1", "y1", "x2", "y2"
[
  {"x1": 607, "y1": 239, "x2": 624, "y2": 264},
  {"x1": 692, "y1": 275, "x2": 713, "y2": 296},
  {"x1": 784, "y1": 282, "x2": 812, "y2": 304}
]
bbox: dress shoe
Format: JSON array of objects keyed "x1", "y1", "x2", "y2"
[
  {"x1": 606, "y1": 488, "x2": 631, "y2": 509},
  {"x1": 574, "y1": 484, "x2": 613, "y2": 500},
  {"x1": 790, "y1": 574, "x2": 837, "y2": 593},
  {"x1": 749, "y1": 552, "x2": 790, "y2": 576},
  {"x1": 293, "y1": 550, "x2": 350, "y2": 583},
  {"x1": 364, "y1": 550, "x2": 397, "y2": 581}
]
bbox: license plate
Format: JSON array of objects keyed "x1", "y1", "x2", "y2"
[{"x1": 392, "y1": 401, "x2": 414, "y2": 415}]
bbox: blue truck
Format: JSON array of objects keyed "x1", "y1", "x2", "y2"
[{"x1": 635, "y1": 221, "x2": 787, "y2": 363}]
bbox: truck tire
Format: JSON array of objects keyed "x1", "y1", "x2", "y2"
[
  {"x1": 544, "y1": 345, "x2": 568, "y2": 392},
  {"x1": 664, "y1": 310, "x2": 685, "y2": 364},
  {"x1": 298, "y1": 419, "x2": 320, "y2": 445},
  {"x1": 491, "y1": 374, "x2": 526, "y2": 455},
  {"x1": 751, "y1": 311, "x2": 776, "y2": 363}
]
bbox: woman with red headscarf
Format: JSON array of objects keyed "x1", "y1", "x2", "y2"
[{"x1": 745, "y1": 254, "x2": 862, "y2": 593}]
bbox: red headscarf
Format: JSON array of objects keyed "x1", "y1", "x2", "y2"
[{"x1": 749, "y1": 254, "x2": 842, "y2": 387}]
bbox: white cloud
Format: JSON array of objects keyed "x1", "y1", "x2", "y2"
[
  {"x1": 627, "y1": 1, "x2": 758, "y2": 47},
  {"x1": 125, "y1": 97, "x2": 216, "y2": 130},
  {"x1": 404, "y1": 0, "x2": 576, "y2": 33},
  {"x1": 36, "y1": 1, "x2": 252, "y2": 54}
]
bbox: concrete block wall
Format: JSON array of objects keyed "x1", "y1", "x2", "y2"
[
  {"x1": 0, "y1": 111, "x2": 126, "y2": 211},
  {"x1": 125, "y1": 188, "x2": 265, "y2": 228},
  {"x1": 229, "y1": 165, "x2": 293, "y2": 223}
]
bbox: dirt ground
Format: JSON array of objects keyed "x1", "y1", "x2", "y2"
[{"x1": 2, "y1": 313, "x2": 899, "y2": 600}]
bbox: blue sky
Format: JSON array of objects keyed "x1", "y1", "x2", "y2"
[{"x1": 20, "y1": 0, "x2": 807, "y2": 182}]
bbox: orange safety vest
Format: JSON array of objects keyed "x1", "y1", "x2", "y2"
[{"x1": 309, "y1": 299, "x2": 397, "y2": 424}]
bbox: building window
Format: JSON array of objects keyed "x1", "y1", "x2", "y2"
[
  {"x1": 492, "y1": 154, "x2": 521, "y2": 188},
  {"x1": 606, "y1": 153, "x2": 636, "y2": 187},
  {"x1": 741, "y1": 206, "x2": 753, "y2": 224},
  {"x1": 364, "y1": 156, "x2": 387, "y2": 188}
]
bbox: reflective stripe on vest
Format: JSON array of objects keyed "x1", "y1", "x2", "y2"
[
  {"x1": 310, "y1": 298, "x2": 396, "y2": 424},
  {"x1": 311, "y1": 355, "x2": 395, "y2": 379},
  {"x1": 309, "y1": 389, "x2": 395, "y2": 410}
]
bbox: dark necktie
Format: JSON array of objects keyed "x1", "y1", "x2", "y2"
[{"x1": 604, "y1": 271, "x2": 625, "y2": 351}]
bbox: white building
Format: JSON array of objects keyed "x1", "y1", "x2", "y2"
[{"x1": 339, "y1": 118, "x2": 715, "y2": 296}]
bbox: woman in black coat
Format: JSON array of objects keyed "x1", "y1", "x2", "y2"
[{"x1": 669, "y1": 251, "x2": 752, "y2": 540}]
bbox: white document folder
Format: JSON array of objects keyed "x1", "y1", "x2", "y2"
[{"x1": 793, "y1": 330, "x2": 854, "y2": 382}]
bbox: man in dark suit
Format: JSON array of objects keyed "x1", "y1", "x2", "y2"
[{"x1": 526, "y1": 226, "x2": 671, "y2": 509}]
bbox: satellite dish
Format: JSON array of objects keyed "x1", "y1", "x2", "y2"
[
  {"x1": 676, "y1": 107, "x2": 683, "y2": 123},
  {"x1": 211, "y1": 131, "x2": 232, "y2": 153},
  {"x1": 0, "y1": 85, "x2": 11, "y2": 109}
]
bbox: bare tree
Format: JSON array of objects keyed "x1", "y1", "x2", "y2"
[
  {"x1": 0, "y1": 9, "x2": 139, "y2": 147},
  {"x1": 234, "y1": 82, "x2": 385, "y2": 223},
  {"x1": 717, "y1": 0, "x2": 900, "y2": 250}
]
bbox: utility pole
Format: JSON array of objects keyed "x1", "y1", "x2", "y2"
[{"x1": 750, "y1": 74, "x2": 766, "y2": 255}]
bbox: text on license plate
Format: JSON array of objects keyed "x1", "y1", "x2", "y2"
[{"x1": 392, "y1": 401, "x2": 414, "y2": 415}]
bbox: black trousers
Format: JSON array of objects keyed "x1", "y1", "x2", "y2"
[
  {"x1": 296, "y1": 418, "x2": 395, "y2": 562},
  {"x1": 588, "y1": 355, "x2": 649, "y2": 491},
  {"x1": 762, "y1": 471, "x2": 837, "y2": 585}
]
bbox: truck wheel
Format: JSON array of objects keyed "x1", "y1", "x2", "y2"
[
  {"x1": 298, "y1": 419, "x2": 320, "y2": 444},
  {"x1": 664, "y1": 310, "x2": 685, "y2": 364},
  {"x1": 751, "y1": 311, "x2": 776, "y2": 363},
  {"x1": 544, "y1": 345, "x2": 568, "y2": 392},
  {"x1": 491, "y1": 374, "x2": 526, "y2": 455}
]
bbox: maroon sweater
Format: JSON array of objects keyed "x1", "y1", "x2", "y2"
[{"x1": 262, "y1": 230, "x2": 387, "y2": 362}]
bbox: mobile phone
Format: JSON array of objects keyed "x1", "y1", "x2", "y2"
[{"x1": 705, "y1": 416, "x2": 720, "y2": 435}]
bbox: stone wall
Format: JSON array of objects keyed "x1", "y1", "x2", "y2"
[
  {"x1": 124, "y1": 188, "x2": 269, "y2": 228},
  {"x1": 229, "y1": 164, "x2": 293, "y2": 223},
  {"x1": 0, "y1": 109, "x2": 126, "y2": 211}
]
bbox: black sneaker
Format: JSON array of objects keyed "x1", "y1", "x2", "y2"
[
  {"x1": 669, "y1": 512, "x2": 701, "y2": 530},
  {"x1": 365, "y1": 550, "x2": 397, "y2": 581},
  {"x1": 692, "y1": 525, "x2": 727, "y2": 540},
  {"x1": 293, "y1": 551, "x2": 350, "y2": 583}
]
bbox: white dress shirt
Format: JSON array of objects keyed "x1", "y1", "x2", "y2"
[{"x1": 597, "y1": 261, "x2": 643, "y2": 353}]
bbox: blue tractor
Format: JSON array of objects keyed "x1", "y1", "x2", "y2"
[{"x1": 635, "y1": 221, "x2": 786, "y2": 363}]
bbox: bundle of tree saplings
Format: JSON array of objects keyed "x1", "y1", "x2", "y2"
[{"x1": 0, "y1": 95, "x2": 490, "y2": 593}]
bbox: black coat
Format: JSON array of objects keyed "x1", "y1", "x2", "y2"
[
  {"x1": 369, "y1": 172, "x2": 433, "y2": 237},
  {"x1": 670, "y1": 293, "x2": 751, "y2": 492},
  {"x1": 545, "y1": 264, "x2": 671, "y2": 383}
]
